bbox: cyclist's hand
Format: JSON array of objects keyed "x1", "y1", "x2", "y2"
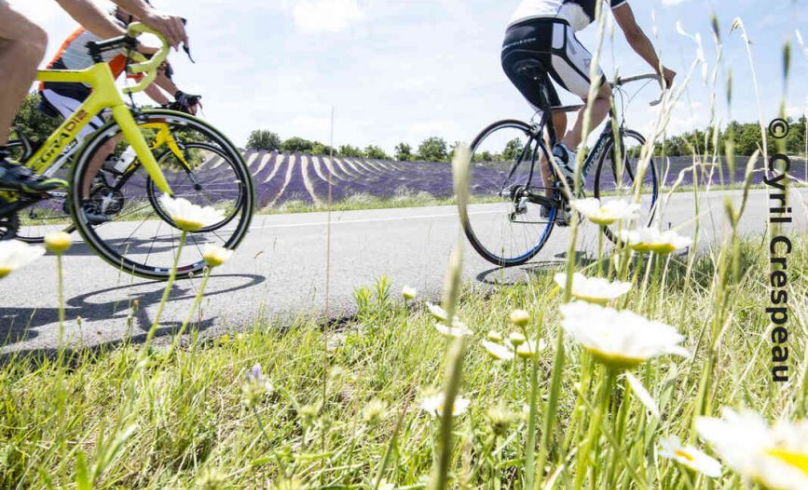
[
  {"x1": 661, "y1": 67, "x2": 676, "y2": 89},
  {"x1": 141, "y1": 11, "x2": 188, "y2": 50}
]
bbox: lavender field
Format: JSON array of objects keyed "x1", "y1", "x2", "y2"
[{"x1": 241, "y1": 150, "x2": 808, "y2": 209}]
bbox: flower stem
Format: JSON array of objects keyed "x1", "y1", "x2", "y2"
[
  {"x1": 574, "y1": 367, "x2": 615, "y2": 490},
  {"x1": 166, "y1": 265, "x2": 212, "y2": 359},
  {"x1": 146, "y1": 230, "x2": 187, "y2": 348}
]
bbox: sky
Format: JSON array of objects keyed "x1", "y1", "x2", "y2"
[{"x1": 10, "y1": 0, "x2": 808, "y2": 153}]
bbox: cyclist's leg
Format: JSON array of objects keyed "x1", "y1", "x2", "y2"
[
  {"x1": 0, "y1": 1, "x2": 47, "y2": 146},
  {"x1": 547, "y1": 23, "x2": 612, "y2": 152}
]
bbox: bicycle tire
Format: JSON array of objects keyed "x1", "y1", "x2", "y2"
[
  {"x1": 69, "y1": 109, "x2": 255, "y2": 280},
  {"x1": 593, "y1": 129, "x2": 659, "y2": 241},
  {"x1": 459, "y1": 119, "x2": 557, "y2": 267},
  {"x1": 6, "y1": 140, "x2": 74, "y2": 243},
  {"x1": 146, "y1": 142, "x2": 246, "y2": 233}
]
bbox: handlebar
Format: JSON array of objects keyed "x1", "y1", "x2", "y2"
[
  {"x1": 121, "y1": 23, "x2": 170, "y2": 95},
  {"x1": 612, "y1": 73, "x2": 667, "y2": 107}
]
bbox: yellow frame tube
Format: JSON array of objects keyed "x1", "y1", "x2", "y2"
[{"x1": 30, "y1": 57, "x2": 173, "y2": 194}]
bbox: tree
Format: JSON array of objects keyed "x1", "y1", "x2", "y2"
[
  {"x1": 339, "y1": 145, "x2": 365, "y2": 158},
  {"x1": 417, "y1": 136, "x2": 448, "y2": 162},
  {"x1": 502, "y1": 138, "x2": 524, "y2": 161},
  {"x1": 281, "y1": 137, "x2": 314, "y2": 154},
  {"x1": 364, "y1": 145, "x2": 390, "y2": 160},
  {"x1": 394, "y1": 143, "x2": 413, "y2": 162},
  {"x1": 311, "y1": 142, "x2": 335, "y2": 156},
  {"x1": 10, "y1": 92, "x2": 60, "y2": 143},
  {"x1": 246, "y1": 130, "x2": 281, "y2": 152}
]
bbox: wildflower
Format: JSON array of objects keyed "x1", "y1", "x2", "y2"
[
  {"x1": 482, "y1": 340, "x2": 515, "y2": 361},
  {"x1": 487, "y1": 330, "x2": 503, "y2": 342},
  {"x1": 159, "y1": 195, "x2": 225, "y2": 232},
  {"x1": 362, "y1": 399, "x2": 388, "y2": 426},
  {"x1": 426, "y1": 302, "x2": 450, "y2": 322},
  {"x1": 421, "y1": 392, "x2": 470, "y2": 417},
  {"x1": 560, "y1": 302, "x2": 690, "y2": 369},
  {"x1": 196, "y1": 467, "x2": 228, "y2": 490},
  {"x1": 515, "y1": 339, "x2": 547, "y2": 359},
  {"x1": 510, "y1": 309, "x2": 530, "y2": 327},
  {"x1": 570, "y1": 198, "x2": 640, "y2": 225},
  {"x1": 44, "y1": 231, "x2": 71, "y2": 254},
  {"x1": 0, "y1": 241, "x2": 45, "y2": 279},
  {"x1": 242, "y1": 363, "x2": 274, "y2": 408},
  {"x1": 508, "y1": 332, "x2": 526, "y2": 347},
  {"x1": 402, "y1": 286, "x2": 417, "y2": 300},
  {"x1": 433, "y1": 320, "x2": 473, "y2": 338},
  {"x1": 659, "y1": 436, "x2": 722, "y2": 478},
  {"x1": 696, "y1": 408, "x2": 808, "y2": 490},
  {"x1": 202, "y1": 244, "x2": 233, "y2": 267},
  {"x1": 554, "y1": 272, "x2": 631, "y2": 305},
  {"x1": 619, "y1": 227, "x2": 692, "y2": 255},
  {"x1": 625, "y1": 372, "x2": 660, "y2": 418},
  {"x1": 486, "y1": 402, "x2": 517, "y2": 436}
]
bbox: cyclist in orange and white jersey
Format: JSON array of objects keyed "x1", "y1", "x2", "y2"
[
  {"x1": 0, "y1": 0, "x2": 186, "y2": 193},
  {"x1": 36, "y1": 4, "x2": 200, "y2": 222}
]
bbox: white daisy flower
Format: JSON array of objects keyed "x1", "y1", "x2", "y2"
[
  {"x1": 560, "y1": 302, "x2": 690, "y2": 369},
  {"x1": 625, "y1": 372, "x2": 660, "y2": 418},
  {"x1": 570, "y1": 198, "x2": 640, "y2": 225},
  {"x1": 515, "y1": 339, "x2": 547, "y2": 359},
  {"x1": 619, "y1": 227, "x2": 692, "y2": 255},
  {"x1": 554, "y1": 272, "x2": 631, "y2": 305},
  {"x1": 202, "y1": 244, "x2": 233, "y2": 268},
  {"x1": 433, "y1": 320, "x2": 473, "y2": 338},
  {"x1": 0, "y1": 241, "x2": 45, "y2": 279},
  {"x1": 421, "y1": 393, "x2": 471, "y2": 417},
  {"x1": 482, "y1": 340, "x2": 515, "y2": 361},
  {"x1": 696, "y1": 408, "x2": 808, "y2": 490},
  {"x1": 402, "y1": 286, "x2": 417, "y2": 300},
  {"x1": 426, "y1": 302, "x2": 450, "y2": 322},
  {"x1": 159, "y1": 195, "x2": 225, "y2": 232},
  {"x1": 659, "y1": 436, "x2": 722, "y2": 478}
]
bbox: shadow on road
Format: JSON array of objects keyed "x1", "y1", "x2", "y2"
[
  {"x1": 475, "y1": 250, "x2": 597, "y2": 286},
  {"x1": 0, "y1": 273, "x2": 266, "y2": 351}
]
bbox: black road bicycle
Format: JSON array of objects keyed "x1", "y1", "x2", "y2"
[{"x1": 459, "y1": 60, "x2": 665, "y2": 266}]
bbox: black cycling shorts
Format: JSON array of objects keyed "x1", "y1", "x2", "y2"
[{"x1": 502, "y1": 18, "x2": 605, "y2": 110}]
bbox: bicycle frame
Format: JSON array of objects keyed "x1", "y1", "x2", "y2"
[{"x1": 29, "y1": 64, "x2": 173, "y2": 196}]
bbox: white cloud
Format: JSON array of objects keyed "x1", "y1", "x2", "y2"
[
  {"x1": 293, "y1": 0, "x2": 365, "y2": 33},
  {"x1": 661, "y1": 0, "x2": 693, "y2": 6}
]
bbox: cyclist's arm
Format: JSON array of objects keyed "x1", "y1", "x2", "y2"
[
  {"x1": 612, "y1": 3, "x2": 676, "y2": 87},
  {"x1": 53, "y1": 0, "x2": 127, "y2": 38},
  {"x1": 108, "y1": 0, "x2": 188, "y2": 49},
  {"x1": 144, "y1": 83, "x2": 170, "y2": 105}
]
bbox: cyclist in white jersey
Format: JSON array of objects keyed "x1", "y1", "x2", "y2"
[{"x1": 502, "y1": 0, "x2": 675, "y2": 188}]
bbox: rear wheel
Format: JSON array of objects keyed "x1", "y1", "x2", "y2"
[
  {"x1": 593, "y1": 129, "x2": 659, "y2": 241},
  {"x1": 459, "y1": 120, "x2": 557, "y2": 266},
  {"x1": 70, "y1": 110, "x2": 255, "y2": 280}
]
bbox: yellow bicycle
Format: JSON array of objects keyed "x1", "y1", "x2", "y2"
[{"x1": 0, "y1": 24, "x2": 255, "y2": 280}]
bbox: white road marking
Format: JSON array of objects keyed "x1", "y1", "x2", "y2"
[{"x1": 248, "y1": 209, "x2": 503, "y2": 231}]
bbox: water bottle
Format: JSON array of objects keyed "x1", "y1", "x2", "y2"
[{"x1": 114, "y1": 147, "x2": 137, "y2": 173}]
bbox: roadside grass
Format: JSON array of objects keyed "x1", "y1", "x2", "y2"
[{"x1": 0, "y1": 233, "x2": 804, "y2": 489}]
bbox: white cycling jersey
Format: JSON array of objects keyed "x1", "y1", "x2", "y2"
[{"x1": 509, "y1": 0, "x2": 628, "y2": 32}]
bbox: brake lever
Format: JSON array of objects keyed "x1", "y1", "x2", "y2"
[{"x1": 183, "y1": 44, "x2": 195, "y2": 63}]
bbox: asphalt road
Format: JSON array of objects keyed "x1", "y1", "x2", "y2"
[{"x1": 2, "y1": 188, "x2": 806, "y2": 355}]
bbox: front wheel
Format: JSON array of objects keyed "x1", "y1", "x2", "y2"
[
  {"x1": 69, "y1": 110, "x2": 255, "y2": 280},
  {"x1": 593, "y1": 129, "x2": 659, "y2": 241},
  {"x1": 459, "y1": 119, "x2": 557, "y2": 267}
]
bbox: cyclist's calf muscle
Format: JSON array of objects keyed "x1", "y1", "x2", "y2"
[{"x1": 0, "y1": 2, "x2": 48, "y2": 146}]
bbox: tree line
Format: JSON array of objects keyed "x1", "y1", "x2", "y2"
[{"x1": 246, "y1": 129, "x2": 459, "y2": 162}]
